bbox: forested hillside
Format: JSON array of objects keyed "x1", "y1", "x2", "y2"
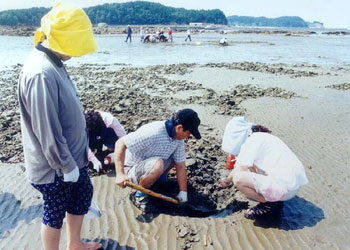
[
  {"x1": 227, "y1": 15, "x2": 309, "y2": 27},
  {"x1": 0, "y1": 1, "x2": 227, "y2": 26}
]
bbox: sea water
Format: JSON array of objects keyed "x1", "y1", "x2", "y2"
[{"x1": 0, "y1": 31, "x2": 349, "y2": 70}]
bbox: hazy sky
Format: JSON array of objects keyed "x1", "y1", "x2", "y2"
[{"x1": 0, "y1": 0, "x2": 348, "y2": 28}]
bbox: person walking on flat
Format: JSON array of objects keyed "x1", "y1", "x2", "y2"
[
  {"x1": 185, "y1": 28, "x2": 192, "y2": 42},
  {"x1": 18, "y1": 2, "x2": 101, "y2": 249},
  {"x1": 125, "y1": 25, "x2": 132, "y2": 43}
]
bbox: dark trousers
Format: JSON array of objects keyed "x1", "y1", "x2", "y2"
[{"x1": 125, "y1": 34, "x2": 132, "y2": 43}]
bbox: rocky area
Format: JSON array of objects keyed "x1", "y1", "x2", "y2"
[
  {"x1": 202, "y1": 62, "x2": 319, "y2": 77},
  {"x1": 0, "y1": 25, "x2": 36, "y2": 36},
  {"x1": 0, "y1": 62, "x2": 299, "y2": 213},
  {"x1": 325, "y1": 82, "x2": 350, "y2": 90}
]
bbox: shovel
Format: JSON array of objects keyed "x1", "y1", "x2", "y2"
[
  {"x1": 125, "y1": 181, "x2": 179, "y2": 204},
  {"x1": 125, "y1": 181, "x2": 217, "y2": 215}
]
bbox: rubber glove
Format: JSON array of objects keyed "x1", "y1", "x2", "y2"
[
  {"x1": 91, "y1": 158, "x2": 102, "y2": 172},
  {"x1": 176, "y1": 191, "x2": 188, "y2": 203},
  {"x1": 63, "y1": 166, "x2": 80, "y2": 182}
]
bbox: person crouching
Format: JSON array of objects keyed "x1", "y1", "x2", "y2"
[{"x1": 221, "y1": 117, "x2": 308, "y2": 219}]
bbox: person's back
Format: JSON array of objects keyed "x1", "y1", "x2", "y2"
[{"x1": 237, "y1": 132, "x2": 307, "y2": 189}]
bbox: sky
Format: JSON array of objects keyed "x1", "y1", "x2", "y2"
[{"x1": 0, "y1": 0, "x2": 348, "y2": 28}]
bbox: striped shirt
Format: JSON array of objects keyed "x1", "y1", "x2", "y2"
[{"x1": 124, "y1": 121, "x2": 186, "y2": 167}]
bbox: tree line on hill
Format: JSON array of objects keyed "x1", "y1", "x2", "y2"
[
  {"x1": 227, "y1": 15, "x2": 309, "y2": 28},
  {"x1": 0, "y1": 1, "x2": 227, "y2": 26},
  {"x1": 0, "y1": 1, "x2": 319, "y2": 28}
]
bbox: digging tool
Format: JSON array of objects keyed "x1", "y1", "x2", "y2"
[
  {"x1": 125, "y1": 181, "x2": 217, "y2": 215},
  {"x1": 125, "y1": 181, "x2": 179, "y2": 205}
]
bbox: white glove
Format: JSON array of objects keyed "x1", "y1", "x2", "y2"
[
  {"x1": 91, "y1": 158, "x2": 102, "y2": 172},
  {"x1": 176, "y1": 191, "x2": 188, "y2": 203},
  {"x1": 63, "y1": 166, "x2": 80, "y2": 182}
]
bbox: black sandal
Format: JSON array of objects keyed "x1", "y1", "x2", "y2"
[{"x1": 244, "y1": 202, "x2": 283, "y2": 220}]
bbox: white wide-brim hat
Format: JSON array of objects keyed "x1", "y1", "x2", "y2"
[{"x1": 222, "y1": 116, "x2": 255, "y2": 156}]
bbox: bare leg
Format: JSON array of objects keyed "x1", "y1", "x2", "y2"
[
  {"x1": 66, "y1": 213, "x2": 101, "y2": 250},
  {"x1": 139, "y1": 159, "x2": 164, "y2": 188},
  {"x1": 41, "y1": 224, "x2": 61, "y2": 250},
  {"x1": 232, "y1": 170, "x2": 266, "y2": 203}
]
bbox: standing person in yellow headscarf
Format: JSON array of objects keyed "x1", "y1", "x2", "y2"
[{"x1": 18, "y1": 2, "x2": 101, "y2": 250}]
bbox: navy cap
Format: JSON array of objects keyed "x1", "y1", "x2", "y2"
[{"x1": 173, "y1": 109, "x2": 201, "y2": 139}]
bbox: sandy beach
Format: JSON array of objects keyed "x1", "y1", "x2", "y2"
[{"x1": 1, "y1": 60, "x2": 350, "y2": 249}]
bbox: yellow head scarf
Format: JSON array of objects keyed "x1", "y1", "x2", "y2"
[{"x1": 34, "y1": 1, "x2": 97, "y2": 57}]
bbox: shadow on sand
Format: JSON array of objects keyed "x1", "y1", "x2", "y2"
[
  {"x1": 84, "y1": 238, "x2": 135, "y2": 250},
  {"x1": 132, "y1": 179, "x2": 248, "y2": 222},
  {"x1": 0, "y1": 192, "x2": 43, "y2": 239},
  {"x1": 253, "y1": 196, "x2": 324, "y2": 230}
]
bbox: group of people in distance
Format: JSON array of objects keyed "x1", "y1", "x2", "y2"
[
  {"x1": 139, "y1": 26, "x2": 173, "y2": 43},
  {"x1": 128, "y1": 26, "x2": 194, "y2": 43},
  {"x1": 17, "y1": 2, "x2": 308, "y2": 250}
]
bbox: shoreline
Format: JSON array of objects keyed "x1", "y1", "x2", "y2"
[
  {"x1": 1, "y1": 61, "x2": 350, "y2": 249},
  {"x1": 0, "y1": 24, "x2": 349, "y2": 37}
]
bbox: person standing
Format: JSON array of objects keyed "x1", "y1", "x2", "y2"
[
  {"x1": 140, "y1": 26, "x2": 144, "y2": 42},
  {"x1": 17, "y1": 2, "x2": 101, "y2": 250},
  {"x1": 125, "y1": 25, "x2": 132, "y2": 43},
  {"x1": 168, "y1": 27, "x2": 173, "y2": 42},
  {"x1": 185, "y1": 28, "x2": 192, "y2": 42}
]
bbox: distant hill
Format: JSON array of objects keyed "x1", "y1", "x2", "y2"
[
  {"x1": 227, "y1": 15, "x2": 310, "y2": 28},
  {"x1": 0, "y1": 1, "x2": 227, "y2": 26}
]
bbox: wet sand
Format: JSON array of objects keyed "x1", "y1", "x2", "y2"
[{"x1": 0, "y1": 62, "x2": 350, "y2": 249}]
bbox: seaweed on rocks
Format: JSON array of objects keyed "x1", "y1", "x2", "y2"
[
  {"x1": 325, "y1": 83, "x2": 350, "y2": 91},
  {"x1": 0, "y1": 63, "x2": 297, "y2": 213},
  {"x1": 202, "y1": 62, "x2": 319, "y2": 78}
]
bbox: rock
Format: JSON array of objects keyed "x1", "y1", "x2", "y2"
[
  {"x1": 186, "y1": 158, "x2": 196, "y2": 167},
  {"x1": 178, "y1": 226, "x2": 189, "y2": 238}
]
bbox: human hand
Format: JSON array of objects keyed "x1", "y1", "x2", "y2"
[
  {"x1": 63, "y1": 166, "x2": 80, "y2": 182},
  {"x1": 176, "y1": 191, "x2": 188, "y2": 203},
  {"x1": 92, "y1": 158, "x2": 102, "y2": 172},
  {"x1": 248, "y1": 166, "x2": 259, "y2": 173},
  {"x1": 220, "y1": 178, "x2": 232, "y2": 189},
  {"x1": 115, "y1": 173, "x2": 129, "y2": 188}
]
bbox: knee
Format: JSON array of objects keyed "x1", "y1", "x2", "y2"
[{"x1": 232, "y1": 171, "x2": 245, "y2": 188}]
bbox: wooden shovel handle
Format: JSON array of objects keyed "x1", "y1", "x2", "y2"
[{"x1": 125, "y1": 181, "x2": 179, "y2": 205}]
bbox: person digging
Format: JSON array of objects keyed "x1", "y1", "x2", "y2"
[
  {"x1": 220, "y1": 117, "x2": 308, "y2": 220},
  {"x1": 114, "y1": 109, "x2": 201, "y2": 212}
]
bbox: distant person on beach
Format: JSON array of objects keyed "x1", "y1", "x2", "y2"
[
  {"x1": 125, "y1": 25, "x2": 132, "y2": 43},
  {"x1": 85, "y1": 110, "x2": 127, "y2": 172},
  {"x1": 219, "y1": 37, "x2": 228, "y2": 46},
  {"x1": 159, "y1": 30, "x2": 168, "y2": 42},
  {"x1": 140, "y1": 26, "x2": 144, "y2": 42},
  {"x1": 168, "y1": 27, "x2": 173, "y2": 42},
  {"x1": 220, "y1": 117, "x2": 308, "y2": 219},
  {"x1": 17, "y1": 2, "x2": 101, "y2": 250},
  {"x1": 185, "y1": 28, "x2": 192, "y2": 42},
  {"x1": 114, "y1": 109, "x2": 201, "y2": 211}
]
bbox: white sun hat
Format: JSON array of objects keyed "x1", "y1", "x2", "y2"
[{"x1": 222, "y1": 116, "x2": 255, "y2": 156}]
